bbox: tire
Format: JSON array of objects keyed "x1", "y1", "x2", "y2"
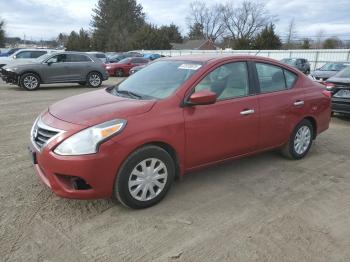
[
  {"x1": 115, "y1": 69, "x2": 124, "y2": 77},
  {"x1": 305, "y1": 69, "x2": 310, "y2": 75},
  {"x1": 78, "y1": 81, "x2": 87, "y2": 86},
  {"x1": 281, "y1": 119, "x2": 314, "y2": 160},
  {"x1": 20, "y1": 73, "x2": 40, "y2": 91},
  {"x1": 114, "y1": 145, "x2": 175, "y2": 209},
  {"x1": 87, "y1": 72, "x2": 102, "y2": 88}
]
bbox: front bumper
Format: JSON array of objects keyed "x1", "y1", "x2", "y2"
[
  {"x1": 332, "y1": 97, "x2": 350, "y2": 114},
  {"x1": 0, "y1": 68, "x2": 19, "y2": 84},
  {"x1": 28, "y1": 112, "x2": 128, "y2": 199}
]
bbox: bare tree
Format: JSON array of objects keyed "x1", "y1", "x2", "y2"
[
  {"x1": 286, "y1": 18, "x2": 297, "y2": 48},
  {"x1": 222, "y1": 0, "x2": 272, "y2": 41},
  {"x1": 315, "y1": 29, "x2": 325, "y2": 49},
  {"x1": 186, "y1": 1, "x2": 225, "y2": 42}
]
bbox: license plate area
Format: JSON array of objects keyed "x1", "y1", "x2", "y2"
[{"x1": 28, "y1": 146, "x2": 37, "y2": 165}]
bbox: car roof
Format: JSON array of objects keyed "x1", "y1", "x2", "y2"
[{"x1": 161, "y1": 54, "x2": 283, "y2": 64}]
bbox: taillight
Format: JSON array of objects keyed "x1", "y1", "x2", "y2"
[
  {"x1": 322, "y1": 90, "x2": 332, "y2": 98},
  {"x1": 325, "y1": 82, "x2": 335, "y2": 90}
]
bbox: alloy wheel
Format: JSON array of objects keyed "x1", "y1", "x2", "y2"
[
  {"x1": 294, "y1": 125, "x2": 311, "y2": 155},
  {"x1": 89, "y1": 74, "x2": 101, "y2": 87},
  {"x1": 23, "y1": 76, "x2": 39, "y2": 90}
]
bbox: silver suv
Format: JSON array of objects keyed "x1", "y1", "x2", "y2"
[{"x1": 0, "y1": 51, "x2": 109, "y2": 90}]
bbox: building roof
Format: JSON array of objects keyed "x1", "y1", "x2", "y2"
[{"x1": 171, "y1": 39, "x2": 217, "y2": 50}]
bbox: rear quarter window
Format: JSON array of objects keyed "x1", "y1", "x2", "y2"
[{"x1": 284, "y1": 70, "x2": 297, "y2": 88}]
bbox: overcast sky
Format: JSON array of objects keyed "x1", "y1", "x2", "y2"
[{"x1": 1, "y1": 0, "x2": 350, "y2": 41}]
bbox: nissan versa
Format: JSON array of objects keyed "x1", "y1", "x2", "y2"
[{"x1": 29, "y1": 55, "x2": 331, "y2": 209}]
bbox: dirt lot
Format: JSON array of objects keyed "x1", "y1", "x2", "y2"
[{"x1": 0, "y1": 78, "x2": 350, "y2": 262}]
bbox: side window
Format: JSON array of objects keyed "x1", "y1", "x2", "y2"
[
  {"x1": 47, "y1": 54, "x2": 67, "y2": 63},
  {"x1": 256, "y1": 63, "x2": 286, "y2": 93},
  {"x1": 194, "y1": 62, "x2": 249, "y2": 100},
  {"x1": 31, "y1": 51, "x2": 47, "y2": 58},
  {"x1": 68, "y1": 54, "x2": 91, "y2": 62},
  {"x1": 15, "y1": 51, "x2": 31, "y2": 58},
  {"x1": 284, "y1": 70, "x2": 297, "y2": 88}
]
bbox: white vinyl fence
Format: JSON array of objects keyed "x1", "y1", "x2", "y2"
[{"x1": 138, "y1": 49, "x2": 350, "y2": 71}]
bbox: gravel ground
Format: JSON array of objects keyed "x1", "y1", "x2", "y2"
[{"x1": 0, "y1": 78, "x2": 350, "y2": 262}]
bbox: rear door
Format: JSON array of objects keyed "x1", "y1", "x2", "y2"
[
  {"x1": 64, "y1": 54, "x2": 93, "y2": 81},
  {"x1": 253, "y1": 62, "x2": 304, "y2": 150},
  {"x1": 184, "y1": 61, "x2": 259, "y2": 168}
]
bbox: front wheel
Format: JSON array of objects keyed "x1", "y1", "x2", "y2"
[
  {"x1": 20, "y1": 73, "x2": 40, "y2": 91},
  {"x1": 281, "y1": 119, "x2": 313, "y2": 160},
  {"x1": 114, "y1": 145, "x2": 175, "y2": 209},
  {"x1": 87, "y1": 72, "x2": 102, "y2": 88}
]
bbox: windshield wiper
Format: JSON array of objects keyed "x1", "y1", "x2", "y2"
[{"x1": 116, "y1": 89, "x2": 143, "y2": 99}]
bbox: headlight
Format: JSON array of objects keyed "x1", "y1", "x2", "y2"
[{"x1": 54, "y1": 119, "x2": 127, "y2": 156}]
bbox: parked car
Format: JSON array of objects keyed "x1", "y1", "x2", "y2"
[
  {"x1": 87, "y1": 52, "x2": 108, "y2": 63},
  {"x1": 105, "y1": 57, "x2": 149, "y2": 77},
  {"x1": 129, "y1": 64, "x2": 147, "y2": 75},
  {"x1": 324, "y1": 66, "x2": 350, "y2": 115},
  {"x1": 107, "y1": 52, "x2": 143, "y2": 63},
  {"x1": 0, "y1": 48, "x2": 21, "y2": 57},
  {"x1": 311, "y1": 62, "x2": 350, "y2": 81},
  {"x1": 0, "y1": 51, "x2": 108, "y2": 90},
  {"x1": 280, "y1": 58, "x2": 310, "y2": 74},
  {"x1": 28, "y1": 55, "x2": 331, "y2": 208},
  {"x1": 0, "y1": 49, "x2": 57, "y2": 68},
  {"x1": 143, "y1": 53, "x2": 161, "y2": 60}
]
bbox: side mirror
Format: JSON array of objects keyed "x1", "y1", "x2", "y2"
[
  {"x1": 187, "y1": 90, "x2": 217, "y2": 106},
  {"x1": 47, "y1": 61, "x2": 53, "y2": 66},
  {"x1": 13, "y1": 55, "x2": 17, "y2": 59}
]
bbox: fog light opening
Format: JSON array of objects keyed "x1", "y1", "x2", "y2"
[{"x1": 72, "y1": 177, "x2": 92, "y2": 190}]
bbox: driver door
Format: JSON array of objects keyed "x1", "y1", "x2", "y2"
[
  {"x1": 183, "y1": 61, "x2": 259, "y2": 168},
  {"x1": 42, "y1": 54, "x2": 69, "y2": 83}
]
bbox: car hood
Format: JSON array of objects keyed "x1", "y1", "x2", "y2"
[
  {"x1": 311, "y1": 70, "x2": 337, "y2": 78},
  {"x1": 49, "y1": 88, "x2": 156, "y2": 126},
  {"x1": 327, "y1": 77, "x2": 350, "y2": 85}
]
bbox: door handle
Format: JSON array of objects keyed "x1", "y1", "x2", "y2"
[
  {"x1": 294, "y1": 100, "x2": 304, "y2": 106},
  {"x1": 240, "y1": 109, "x2": 255, "y2": 116}
]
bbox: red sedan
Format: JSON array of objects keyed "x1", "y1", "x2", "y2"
[
  {"x1": 28, "y1": 55, "x2": 331, "y2": 209},
  {"x1": 105, "y1": 57, "x2": 149, "y2": 77}
]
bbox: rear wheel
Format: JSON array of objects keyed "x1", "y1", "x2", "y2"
[
  {"x1": 20, "y1": 73, "x2": 40, "y2": 91},
  {"x1": 281, "y1": 119, "x2": 313, "y2": 159},
  {"x1": 115, "y1": 69, "x2": 124, "y2": 77},
  {"x1": 114, "y1": 145, "x2": 175, "y2": 209},
  {"x1": 87, "y1": 72, "x2": 102, "y2": 88}
]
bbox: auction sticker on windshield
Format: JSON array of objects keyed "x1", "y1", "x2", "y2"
[{"x1": 178, "y1": 64, "x2": 202, "y2": 70}]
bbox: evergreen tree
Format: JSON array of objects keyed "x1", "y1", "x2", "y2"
[
  {"x1": 91, "y1": 0, "x2": 145, "y2": 51},
  {"x1": 131, "y1": 24, "x2": 171, "y2": 50},
  {"x1": 252, "y1": 24, "x2": 281, "y2": 50},
  {"x1": 188, "y1": 22, "x2": 204, "y2": 40},
  {"x1": 66, "y1": 29, "x2": 91, "y2": 51},
  {"x1": 0, "y1": 19, "x2": 5, "y2": 48},
  {"x1": 160, "y1": 23, "x2": 183, "y2": 43}
]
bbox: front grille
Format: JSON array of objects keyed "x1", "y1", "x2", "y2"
[
  {"x1": 31, "y1": 118, "x2": 62, "y2": 150},
  {"x1": 34, "y1": 128, "x2": 59, "y2": 149}
]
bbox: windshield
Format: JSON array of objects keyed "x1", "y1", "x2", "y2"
[
  {"x1": 320, "y1": 63, "x2": 347, "y2": 71},
  {"x1": 281, "y1": 59, "x2": 297, "y2": 66},
  {"x1": 118, "y1": 58, "x2": 131, "y2": 64},
  {"x1": 36, "y1": 53, "x2": 51, "y2": 62},
  {"x1": 334, "y1": 66, "x2": 350, "y2": 78},
  {"x1": 109, "y1": 60, "x2": 203, "y2": 99}
]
